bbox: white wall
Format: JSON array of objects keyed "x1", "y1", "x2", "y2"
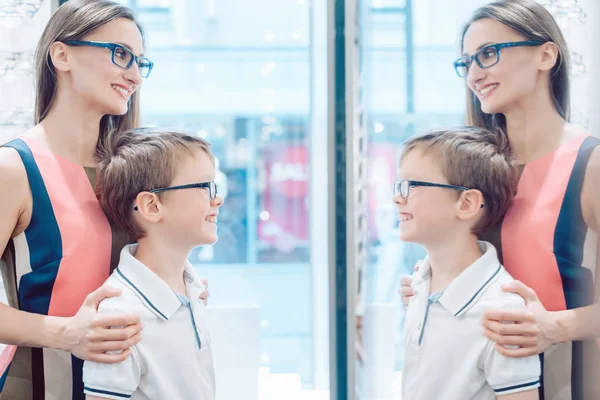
[
  {"x1": 582, "y1": 0, "x2": 600, "y2": 137},
  {"x1": 537, "y1": 0, "x2": 597, "y2": 134},
  {"x1": 0, "y1": 1, "x2": 52, "y2": 143}
]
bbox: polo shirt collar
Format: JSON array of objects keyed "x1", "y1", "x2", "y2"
[
  {"x1": 413, "y1": 241, "x2": 502, "y2": 317},
  {"x1": 114, "y1": 244, "x2": 206, "y2": 321}
]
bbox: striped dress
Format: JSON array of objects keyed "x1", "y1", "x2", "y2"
[
  {"x1": 484, "y1": 134, "x2": 600, "y2": 400},
  {"x1": 0, "y1": 137, "x2": 130, "y2": 400}
]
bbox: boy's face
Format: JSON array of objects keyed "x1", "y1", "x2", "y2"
[
  {"x1": 393, "y1": 147, "x2": 464, "y2": 246},
  {"x1": 161, "y1": 149, "x2": 223, "y2": 248}
]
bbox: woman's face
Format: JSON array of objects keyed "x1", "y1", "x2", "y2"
[
  {"x1": 462, "y1": 18, "x2": 542, "y2": 115},
  {"x1": 64, "y1": 17, "x2": 145, "y2": 116}
]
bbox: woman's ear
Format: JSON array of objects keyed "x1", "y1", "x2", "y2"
[
  {"x1": 538, "y1": 41, "x2": 559, "y2": 72},
  {"x1": 48, "y1": 42, "x2": 72, "y2": 72}
]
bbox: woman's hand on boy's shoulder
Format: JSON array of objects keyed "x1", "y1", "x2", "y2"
[
  {"x1": 62, "y1": 284, "x2": 142, "y2": 363},
  {"x1": 482, "y1": 280, "x2": 559, "y2": 358}
]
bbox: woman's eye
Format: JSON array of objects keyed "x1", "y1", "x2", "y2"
[
  {"x1": 114, "y1": 47, "x2": 128, "y2": 60},
  {"x1": 482, "y1": 48, "x2": 496, "y2": 59}
]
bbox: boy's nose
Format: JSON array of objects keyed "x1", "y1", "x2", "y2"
[
  {"x1": 212, "y1": 195, "x2": 224, "y2": 207},
  {"x1": 393, "y1": 193, "x2": 407, "y2": 205}
]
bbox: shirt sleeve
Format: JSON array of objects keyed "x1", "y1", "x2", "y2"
[
  {"x1": 82, "y1": 298, "x2": 143, "y2": 399},
  {"x1": 482, "y1": 298, "x2": 541, "y2": 396}
]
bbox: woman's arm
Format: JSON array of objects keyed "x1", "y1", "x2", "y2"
[
  {"x1": 0, "y1": 148, "x2": 141, "y2": 363},
  {"x1": 481, "y1": 281, "x2": 599, "y2": 357},
  {"x1": 0, "y1": 147, "x2": 53, "y2": 347},
  {"x1": 498, "y1": 389, "x2": 539, "y2": 400},
  {"x1": 483, "y1": 146, "x2": 600, "y2": 357},
  {"x1": 560, "y1": 145, "x2": 600, "y2": 342}
]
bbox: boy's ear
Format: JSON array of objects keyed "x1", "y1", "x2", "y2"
[
  {"x1": 133, "y1": 192, "x2": 163, "y2": 223},
  {"x1": 456, "y1": 189, "x2": 485, "y2": 221}
]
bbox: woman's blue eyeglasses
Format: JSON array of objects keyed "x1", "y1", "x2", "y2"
[
  {"x1": 64, "y1": 40, "x2": 154, "y2": 78},
  {"x1": 453, "y1": 40, "x2": 544, "y2": 78}
]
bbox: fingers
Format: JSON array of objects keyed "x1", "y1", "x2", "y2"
[
  {"x1": 414, "y1": 260, "x2": 422, "y2": 272},
  {"x1": 88, "y1": 332, "x2": 143, "y2": 353},
  {"x1": 494, "y1": 343, "x2": 539, "y2": 358},
  {"x1": 399, "y1": 275, "x2": 415, "y2": 308},
  {"x1": 501, "y1": 280, "x2": 538, "y2": 302},
  {"x1": 199, "y1": 279, "x2": 209, "y2": 305},
  {"x1": 400, "y1": 275, "x2": 413, "y2": 286},
  {"x1": 86, "y1": 348, "x2": 133, "y2": 364},
  {"x1": 482, "y1": 308, "x2": 536, "y2": 324},
  {"x1": 482, "y1": 327, "x2": 538, "y2": 347},
  {"x1": 399, "y1": 285, "x2": 415, "y2": 298},
  {"x1": 399, "y1": 277, "x2": 415, "y2": 296},
  {"x1": 85, "y1": 285, "x2": 122, "y2": 308},
  {"x1": 199, "y1": 290, "x2": 209, "y2": 306},
  {"x1": 92, "y1": 314, "x2": 141, "y2": 329},
  {"x1": 482, "y1": 320, "x2": 538, "y2": 337},
  {"x1": 88, "y1": 323, "x2": 142, "y2": 342}
]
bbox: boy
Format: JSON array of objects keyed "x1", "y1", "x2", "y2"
[
  {"x1": 396, "y1": 127, "x2": 540, "y2": 400},
  {"x1": 83, "y1": 128, "x2": 223, "y2": 400}
]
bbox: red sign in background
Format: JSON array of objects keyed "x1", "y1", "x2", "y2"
[{"x1": 258, "y1": 145, "x2": 310, "y2": 251}]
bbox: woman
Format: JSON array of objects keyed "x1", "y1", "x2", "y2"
[
  {"x1": 399, "y1": 1, "x2": 600, "y2": 399},
  {"x1": 0, "y1": 1, "x2": 208, "y2": 399}
]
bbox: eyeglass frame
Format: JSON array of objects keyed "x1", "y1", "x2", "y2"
[
  {"x1": 63, "y1": 40, "x2": 154, "y2": 78},
  {"x1": 453, "y1": 40, "x2": 544, "y2": 78},
  {"x1": 133, "y1": 181, "x2": 218, "y2": 211},
  {"x1": 394, "y1": 179, "x2": 484, "y2": 208}
]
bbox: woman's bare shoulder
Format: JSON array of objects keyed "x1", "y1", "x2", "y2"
[{"x1": 0, "y1": 145, "x2": 27, "y2": 183}]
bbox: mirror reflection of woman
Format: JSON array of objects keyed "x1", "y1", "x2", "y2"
[{"x1": 400, "y1": 1, "x2": 600, "y2": 398}]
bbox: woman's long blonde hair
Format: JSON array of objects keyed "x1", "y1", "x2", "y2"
[
  {"x1": 34, "y1": 0, "x2": 144, "y2": 158},
  {"x1": 460, "y1": 0, "x2": 570, "y2": 145}
]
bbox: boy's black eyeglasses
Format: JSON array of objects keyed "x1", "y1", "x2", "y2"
[
  {"x1": 133, "y1": 181, "x2": 217, "y2": 211},
  {"x1": 394, "y1": 179, "x2": 484, "y2": 208}
]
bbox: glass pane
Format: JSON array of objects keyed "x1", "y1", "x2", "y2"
[
  {"x1": 358, "y1": 0, "x2": 490, "y2": 398},
  {"x1": 127, "y1": 1, "x2": 329, "y2": 399}
]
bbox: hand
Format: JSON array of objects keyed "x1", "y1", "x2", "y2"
[
  {"x1": 398, "y1": 261, "x2": 421, "y2": 308},
  {"x1": 199, "y1": 279, "x2": 210, "y2": 306},
  {"x1": 62, "y1": 285, "x2": 142, "y2": 363},
  {"x1": 482, "y1": 280, "x2": 559, "y2": 358},
  {"x1": 355, "y1": 315, "x2": 365, "y2": 363}
]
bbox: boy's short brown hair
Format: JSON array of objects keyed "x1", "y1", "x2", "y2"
[
  {"x1": 96, "y1": 127, "x2": 214, "y2": 240},
  {"x1": 400, "y1": 126, "x2": 517, "y2": 236}
]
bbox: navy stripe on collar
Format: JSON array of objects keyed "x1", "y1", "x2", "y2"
[
  {"x1": 116, "y1": 268, "x2": 169, "y2": 320},
  {"x1": 454, "y1": 264, "x2": 502, "y2": 317}
]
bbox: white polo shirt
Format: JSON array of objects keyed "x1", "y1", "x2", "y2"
[
  {"x1": 83, "y1": 244, "x2": 216, "y2": 400},
  {"x1": 402, "y1": 241, "x2": 541, "y2": 400}
]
